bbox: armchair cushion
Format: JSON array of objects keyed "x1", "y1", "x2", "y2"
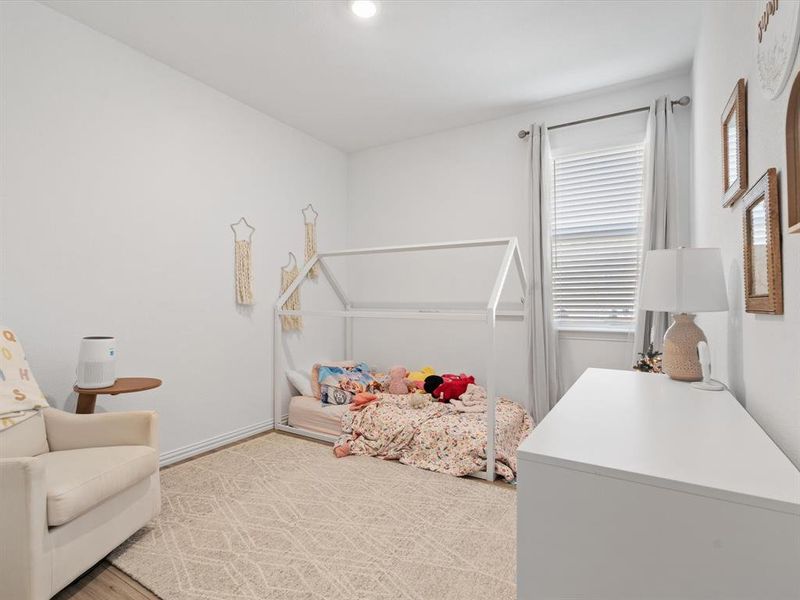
[
  {"x1": 44, "y1": 408, "x2": 159, "y2": 452},
  {"x1": 39, "y1": 445, "x2": 157, "y2": 526},
  {"x1": 0, "y1": 410, "x2": 49, "y2": 458}
]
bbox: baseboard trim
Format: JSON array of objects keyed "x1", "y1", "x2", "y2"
[{"x1": 159, "y1": 419, "x2": 274, "y2": 467}]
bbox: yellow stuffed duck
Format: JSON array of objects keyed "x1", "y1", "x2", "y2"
[{"x1": 407, "y1": 366, "x2": 435, "y2": 390}]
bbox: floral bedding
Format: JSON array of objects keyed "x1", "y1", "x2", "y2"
[{"x1": 334, "y1": 394, "x2": 534, "y2": 481}]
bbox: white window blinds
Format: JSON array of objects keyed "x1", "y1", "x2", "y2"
[{"x1": 551, "y1": 144, "x2": 645, "y2": 330}]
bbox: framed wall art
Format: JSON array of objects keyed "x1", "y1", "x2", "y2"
[
  {"x1": 722, "y1": 79, "x2": 748, "y2": 207},
  {"x1": 742, "y1": 168, "x2": 783, "y2": 314}
]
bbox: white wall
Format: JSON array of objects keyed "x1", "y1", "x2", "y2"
[
  {"x1": 0, "y1": 1, "x2": 348, "y2": 459},
  {"x1": 10, "y1": 1, "x2": 789, "y2": 470},
  {"x1": 346, "y1": 73, "x2": 693, "y2": 403},
  {"x1": 691, "y1": 2, "x2": 800, "y2": 467}
]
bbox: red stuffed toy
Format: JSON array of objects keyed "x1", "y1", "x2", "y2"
[{"x1": 424, "y1": 373, "x2": 475, "y2": 402}]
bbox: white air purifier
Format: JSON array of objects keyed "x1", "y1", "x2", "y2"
[{"x1": 76, "y1": 336, "x2": 117, "y2": 389}]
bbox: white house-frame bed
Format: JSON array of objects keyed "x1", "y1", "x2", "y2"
[{"x1": 273, "y1": 237, "x2": 530, "y2": 481}]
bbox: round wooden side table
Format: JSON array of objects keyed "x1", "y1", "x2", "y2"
[{"x1": 74, "y1": 377, "x2": 162, "y2": 414}]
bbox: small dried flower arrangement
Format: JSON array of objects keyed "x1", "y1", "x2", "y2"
[{"x1": 633, "y1": 343, "x2": 663, "y2": 374}]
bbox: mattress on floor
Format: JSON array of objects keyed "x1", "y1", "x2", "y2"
[{"x1": 288, "y1": 395, "x2": 347, "y2": 437}]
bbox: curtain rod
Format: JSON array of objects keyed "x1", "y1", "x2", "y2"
[{"x1": 517, "y1": 96, "x2": 691, "y2": 139}]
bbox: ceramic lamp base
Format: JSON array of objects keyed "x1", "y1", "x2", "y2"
[{"x1": 662, "y1": 313, "x2": 705, "y2": 382}]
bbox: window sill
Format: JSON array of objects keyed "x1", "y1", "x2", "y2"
[
  {"x1": 556, "y1": 324, "x2": 634, "y2": 333},
  {"x1": 556, "y1": 326, "x2": 634, "y2": 343}
]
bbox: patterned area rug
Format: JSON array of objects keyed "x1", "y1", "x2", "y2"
[{"x1": 109, "y1": 433, "x2": 517, "y2": 600}]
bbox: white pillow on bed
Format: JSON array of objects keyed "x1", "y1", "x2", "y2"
[{"x1": 286, "y1": 370, "x2": 313, "y2": 397}]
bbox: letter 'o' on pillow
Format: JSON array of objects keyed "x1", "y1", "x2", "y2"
[{"x1": 286, "y1": 370, "x2": 313, "y2": 397}]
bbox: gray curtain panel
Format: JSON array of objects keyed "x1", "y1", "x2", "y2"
[
  {"x1": 633, "y1": 97, "x2": 678, "y2": 361},
  {"x1": 528, "y1": 124, "x2": 561, "y2": 423}
]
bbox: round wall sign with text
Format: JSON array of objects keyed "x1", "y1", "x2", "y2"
[{"x1": 756, "y1": 0, "x2": 800, "y2": 100}]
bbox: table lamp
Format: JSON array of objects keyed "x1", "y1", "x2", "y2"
[{"x1": 638, "y1": 248, "x2": 728, "y2": 381}]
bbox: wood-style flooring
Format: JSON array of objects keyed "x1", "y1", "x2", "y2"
[{"x1": 53, "y1": 562, "x2": 158, "y2": 600}]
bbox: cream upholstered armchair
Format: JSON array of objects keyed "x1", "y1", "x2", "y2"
[{"x1": 0, "y1": 408, "x2": 161, "y2": 600}]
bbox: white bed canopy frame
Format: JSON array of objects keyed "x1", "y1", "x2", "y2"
[{"x1": 273, "y1": 237, "x2": 530, "y2": 481}]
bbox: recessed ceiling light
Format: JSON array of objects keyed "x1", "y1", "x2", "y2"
[{"x1": 351, "y1": 0, "x2": 377, "y2": 19}]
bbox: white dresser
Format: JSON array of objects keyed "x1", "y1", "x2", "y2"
[{"x1": 517, "y1": 368, "x2": 800, "y2": 600}]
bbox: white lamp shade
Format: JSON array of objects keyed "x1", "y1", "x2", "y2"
[{"x1": 639, "y1": 248, "x2": 729, "y2": 313}]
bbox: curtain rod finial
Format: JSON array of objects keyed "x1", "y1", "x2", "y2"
[
  {"x1": 672, "y1": 96, "x2": 691, "y2": 107},
  {"x1": 518, "y1": 129, "x2": 530, "y2": 139}
]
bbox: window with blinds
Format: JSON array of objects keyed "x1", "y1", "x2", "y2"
[{"x1": 551, "y1": 144, "x2": 645, "y2": 330}]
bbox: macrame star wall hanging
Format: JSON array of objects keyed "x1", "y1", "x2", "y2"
[{"x1": 230, "y1": 217, "x2": 255, "y2": 305}]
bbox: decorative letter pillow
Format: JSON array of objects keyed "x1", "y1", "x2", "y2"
[{"x1": 0, "y1": 326, "x2": 49, "y2": 430}]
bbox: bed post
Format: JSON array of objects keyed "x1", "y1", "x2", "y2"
[
  {"x1": 273, "y1": 306, "x2": 282, "y2": 429},
  {"x1": 484, "y1": 239, "x2": 518, "y2": 481},
  {"x1": 345, "y1": 310, "x2": 353, "y2": 360},
  {"x1": 486, "y1": 307, "x2": 497, "y2": 481},
  {"x1": 513, "y1": 245, "x2": 534, "y2": 419}
]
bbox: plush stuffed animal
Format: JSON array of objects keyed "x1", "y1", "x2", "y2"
[
  {"x1": 423, "y1": 375, "x2": 444, "y2": 395},
  {"x1": 385, "y1": 365, "x2": 413, "y2": 395},
  {"x1": 350, "y1": 392, "x2": 378, "y2": 411},
  {"x1": 407, "y1": 366, "x2": 435, "y2": 388},
  {"x1": 424, "y1": 373, "x2": 475, "y2": 402},
  {"x1": 408, "y1": 394, "x2": 430, "y2": 409}
]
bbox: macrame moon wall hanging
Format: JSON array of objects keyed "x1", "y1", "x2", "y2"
[
  {"x1": 230, "y1": 217, "x2": 255, "y2": 305},
  {"x1": 280, "y1": 252, "x2": 302, "y2": 330},
  {"x1": 303, "y1": 203, "x2": 319, "y2": 279}
]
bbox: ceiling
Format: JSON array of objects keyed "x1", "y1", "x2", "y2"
[{"x1": 42, "y1": 1, "x2": 702, "y2": 152}]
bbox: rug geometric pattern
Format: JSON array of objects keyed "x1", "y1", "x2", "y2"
[{"x1": 109, "y1": 433, "x2": 516, "y2": 600}]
